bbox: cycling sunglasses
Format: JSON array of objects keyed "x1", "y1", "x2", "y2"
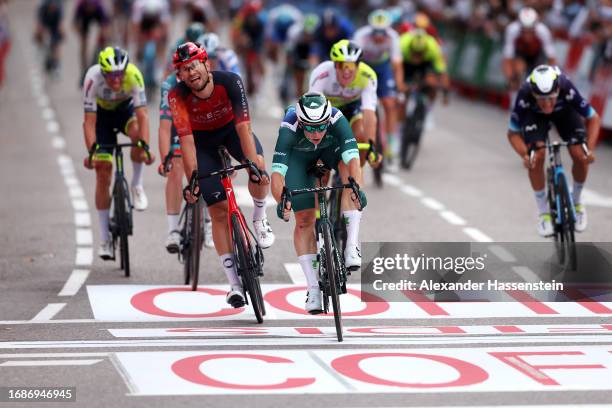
[
  {"x1": 335, "y1": 61, "x2": 357, "y2": 71},
  {"x1": 103, "y1": 71, "x2": 125, "y2": 80},
  {"x1": 532, "y1": 91, "x2": 559, "y2": 101},
  {"x1": 303, "y1": 122, "x2": 329, "y2": 133}
]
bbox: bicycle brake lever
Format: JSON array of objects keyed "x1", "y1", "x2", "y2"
[{"x1": 280, "y1": 187, "x2": 290, "y2": 222}]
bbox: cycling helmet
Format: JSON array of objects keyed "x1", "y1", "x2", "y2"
[
  {"x1": 98, "y1": 46, "x2": 129, "y2": 73},
  {"x1": 529, "y1": 65, "x2": 560, "y2": 96},
  {"x1": 408, "y1": 29, "x2": 428, "y2": 54},
  {"x1": 185, "y1": 22, "x2": 206, "y2": 43},
  {"x1": 322, "y1": 8, "x2": 339, "y2": 27},
  {"x1": 368, "y1": 9, "x2": 392, "y2": 31},
  {"x1": 518, "y1": 7, "x2": 538, "y2": 29},
  {"x1": 173, "y1": 42, "x2": 208, "y2": 69},
  {"x1": 197, "y1": 33, "x2": 220, "y2": 59},
  {"x1": 302, "y1": 13, "x2": 320, "y2": 35},
  {"x1": 295, "y1": 92, "x2": 332, "y2": 125},
  {"x1": 242, "y1": 0, "x2": 262, "y2": 16},
  {"x1": 330, "y1": 39, "x2": 362, "y2": 63}
]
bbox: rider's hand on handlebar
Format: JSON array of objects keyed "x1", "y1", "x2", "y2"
[
  {"x1": 183, "y1": 185, "x2": 200, "y2": 204},
  {"x1": 83, "y1": 156, "x2": 94, "y2": 170},
  {"x1": 586, "y1": 151, "x2": 596, "y2": 164},
  {"x1": 144, "y1": 151, "x2": 156, "y2": 165},
  {"x1": 523, "y1": 154, "x2": 534, "y2": 170},
  {"x1": 276, "y1": 200, "x2": 291, "y2": 221}
]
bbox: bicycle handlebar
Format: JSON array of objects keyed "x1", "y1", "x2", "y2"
[
  {"x1": 88, "y1": 139, "x2": 151, "y2": 163},
  {"x1": 528, "y1": 140, "x2": 589, "y2": 166},
  {"x1": 198, "y1": 159, "x2": 261, "y2": 181}
]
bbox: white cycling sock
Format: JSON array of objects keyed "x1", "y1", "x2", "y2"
[
  {"x1": 534, "y1": 189, "x2": 548, "y2": 215},
  {"x1": 167, "y1": 213, "x2": 180, "y2": 233},
  {"x1": 98, "y1": 209, "x2": 110, "y2": 243},
  {"x1": 343, "y1": 210, "x2": 362, "y2": 249},
  {"x1": 220, "y1": 253, "x2": 241, "y2": 288},
  {"x1": 252, "y1": 198, "x2": 267, "y2": 221},
  {"x1": 131, "y1": 162, "x2": 144, "y2": 187},
  {"x1": 298, "y1": 254, "x2": 319, "y2": 289},
  {"x1": 572, "y1": 182, "x2": 584, "y2": 206}
]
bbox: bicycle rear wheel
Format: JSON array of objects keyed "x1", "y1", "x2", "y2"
[
  {"x1": 181, "y1": 205, "x2": 192, "y2": 285},
  {"x1": 328, "y1": 185, "x2": 346, "y2": 254},
  {"x1": 231, "y1": 214, "x2": 264, "y2": 324},
  {"x1": 322, "y1": 222, "x2": 343, "y2": 342},
  {"x1": 373, "y1": 109, "x2": 384, "y2": 188},
  {"x1": 401, "y1": 96, "x2": 425, "y2": 169},
  {"x1": 558, "y1": 174, "x2": 577, "y2": 270},
  {"x1": 190, "y1": 201, "x2": 203, "y2": 291}
]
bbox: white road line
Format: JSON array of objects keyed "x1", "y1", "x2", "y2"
[
  {"x1": 4, "y1": 334, "x2": 612, "y2": 349},
  {"x1": 51, "y1": 136, "x2": 66, "y2": 149},
  {"x1": 76, "y1": 229, "x2": 93, "y2": 246},
  {"x1": 489, "y1": 245, "x2": 518, "y2": 263},
  {"x1": 421, "y1": 197, "x2": 445, "y2": 211},
  {"x1": 58, "y1": 269, "x2": 90, "y2": 297},
  {"x1": 284, "y1": 263, "x2": 305, "y2": 284},
  {"x1": 75, "y1": 247, "x2": 93, "y2": 266},
  {"x1": 381, "y1": 173, "x2": 403, "y2": 186},
  {"x1": 64, "y1": 175, "x2": 80, "y2": 187},
  {"x1": 71, "y1": 198, "x2": 89, "y2": 211},
  {"x1": 74, "y1": 212, "x2": 91, "y2": 227},
  {"x1": 0, "y1": 353, "x2": 108, "y2": 358},
  {"x1": 30, "y1": 303, "x2": 66, "y2": 321},
  {"x1": 0, "y1": 359, "x2": 102, "y2": 367},
  {"x1": 37, "y1": 95, "x2": 49, "y2": 108},
  {"x1": 439, "y1": 210, "x2": 467, "y2": 226},
  {"x1": 462, "y1": 227, "x2": 494, "y2": 242},
  {"x1": 68, "y1": 185, "x2": 84, "y2": 198},
  {"x1": 399, "y1": 184, "x2": 423, "y2": 197},
  {"x1": 46, "y1": 120, "x2": 59, "y2": 133},
  {"x1": 582, "y1": 188, "x2": 612, "y2": 208},
  {"x1": 41, "y1": 107, "x2": 55, "y2": 120},
  {"x1": 512, "y1": 265, "x2": 541, "y2": 283}
]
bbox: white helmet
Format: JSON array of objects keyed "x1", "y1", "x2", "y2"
[
  {"x1": 295, "y1": 92, "x2": 332, "y2": 125},
  {"x1": 518, "y1": 7, "x2": 538, "y2": 29},
  {"x1": 529, "y1": 65, "x2": 560, "y2": 96},
  {"x1": 198, "y1": 33, "x2": 220, "y2": 58}
]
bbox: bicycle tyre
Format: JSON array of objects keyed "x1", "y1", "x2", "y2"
[
  {"x1": 329, "y1": 187, "x2": 346, "y2": 253},
  {"x1": 322, "y1": 222, "x2": 343, "y2": 342},
  {"x1": 231, "y1": 214, "x2": 264, "y2": 324},
  {"x1": 373, "y1": 108, "x2": 384, "y2": 188},
  {"x1": 115, "y1": 179, "x2": 130, "y2": 277},
  {"x1": 190, "y1": 201, "x2": 203, "y2": 291},
  {"x1": 182, "y1": 205, "x2": 192, "y2": 285},
  {"x1": 558, "y1": 173, "x2": 577, "y2": 270}
]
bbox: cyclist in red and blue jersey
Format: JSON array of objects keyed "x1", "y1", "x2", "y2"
[
  {"x1": 312, "y1": 8, "x2": 354, "y2": 63},
  {"x1": 507, "y1": 65, "x2": 600, "y2": 237},
  {"x1": 168, "y1": 42, "x2": 275, "y2": 308}
]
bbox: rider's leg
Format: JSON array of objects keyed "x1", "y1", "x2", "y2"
[
  {"x1": 569, "y1": 145, "x2": 588, "y2": 204},
  {"x1": 94, "y1": 159, "x2": 113, "y2": 243},
  {"x1": 351, "y1": 116, "x2": 368, "y2": 166},
  {"x1": 165, "y1": 157, "x2": 183, "y2": 233},
  {"x1": 126, "y1": 118, "x2": 146, "y2": 187},
  {"x1": 337, "y1": 160, "x2": 362, "y2": 268},
  {"x1": 293, "y1": 209, "x2": 318, "y2": 288}
]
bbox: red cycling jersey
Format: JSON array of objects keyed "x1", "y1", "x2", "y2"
[{"x1": 168, "y1": 70, "x2": 250, "y2": 137}]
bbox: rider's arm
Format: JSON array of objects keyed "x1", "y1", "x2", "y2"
[
  {"x1": 430, "y1": 40, "x2": 450, "y2": 93},
  {"x1": 390, "y1": 30, "x2": 404, "y2": 90},
  {"x1": 134, "y1": 106, "x2": 150, "y2": 143},
  {"x1": 271, "y1": 123, "x2": 296, "y2": 201},
  {"x1": 360, "y1": 66, "x2": 379, "y2": 141},
  {"x1": 158, "y1": 78, "x2": 173, "y2": 159},
  {"x1": 537, "y1": 24, "x2": 557, "y2": 65},
  {"x1": 332, "y1": 110, "x2": 362, "y2": 186},
  {"x1": 507, "y1": 105, "x2": 528, "y2": 159},
  {"x1": 168, "y1": 87, "x2": 196, "y2": 179},
  {"x1": 566, "y1": 78, "x2": 601, "y2": 149},
  {"x1": 502, "y1": 23, "x2": 519, "y2": 81},
  {"x1": 83, "y1": 112, "x2": 97, "y2": 151},
  {"x1": 585, "y1": 112, "x2": 601, "y2": 150}
]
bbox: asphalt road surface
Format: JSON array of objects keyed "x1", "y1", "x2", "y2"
[{"x1": 1, "y1": 1, "x2": 612, "y2": 407}]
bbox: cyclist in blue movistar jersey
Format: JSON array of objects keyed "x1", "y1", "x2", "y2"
[{"x1": 507, "y1": 65, "x2": 600, "y2": 237}]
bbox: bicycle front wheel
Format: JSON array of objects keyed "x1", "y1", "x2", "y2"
[
  {"x1": 558, "y1": 174, "x2": 577, "y2": 270},
  {"x1": 115, "y1": 179, "x2": 130, "y2": 277},
  {"x1": 322, "y1": 222, "x2": 343, "y2": 342},
  {"x1": 231, "y1": 214, "x2": 264, "y2": 324},
  {"x1": 190, "y1": 201, "x2": 203, "y2": 291}
]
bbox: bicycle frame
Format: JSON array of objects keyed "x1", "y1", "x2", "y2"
[{"x1": 547, "y1": 142, "x2": 576, "y2": 226}]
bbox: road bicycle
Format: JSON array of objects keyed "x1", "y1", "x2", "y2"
[
  {"x1": 89, "y1": 140, "x2": 151, "y2": 277},
  {"x1": 280, "y1": 164, "x2": 364, "y2": 342},
  {"x1": 530, "y1": 140, "x2": 589, "y2": 270},
  {"x1": 160, "y1": 151, "x2": 206, "y2": 291},
  {"x1": 189, "y1": 147, "x2": 266, "y2": 323},
  {"x1": 400, "y1": 85, "x2": 428, "y2": 170}
]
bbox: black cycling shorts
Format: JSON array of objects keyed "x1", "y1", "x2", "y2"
[
  {"x1": 95, "y1": 102, "x2": 136, "y2": 156},
  {"x1": 521, "y1": 107, "x2": 587, "y2": 146},
  {"x1": 403, "y1": 61, "x2": 434, "y2": 84},
  {"x1": 193, "y1": 123, "x2": 264, "y2": 206}
]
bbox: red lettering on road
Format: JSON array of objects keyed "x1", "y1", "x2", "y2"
[
  {"x1": 130, "y1": 288, "x2": 243, "y2": 318},
  {"x1": 166, "y1": 327, "x2": 268, "y2": 335},
  {"x1": 489, "y1": 351, "x2": 606, "y2": 386},
  {"x1": 562, "y1": 288, "x2": 612, "y2": 314},
  {"x1": 331, "y1": 353, "x2": 489, "y2": 388},
  {"x1": 505, "y1": 290, "x2": 559, "y2": 315},
  {"x1": 264, "y1": 287, "x2": 389, "y2": 316},
  {"x1": 171, "y1": 354, "x2": 316, "y2": 390},
  {"x1": 348, "y1": 326, "x2": 466, "y2": 335}
]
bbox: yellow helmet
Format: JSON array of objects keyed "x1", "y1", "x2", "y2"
[{"x1": 330, "y1": 39, "x2": 362, "y2": 63}]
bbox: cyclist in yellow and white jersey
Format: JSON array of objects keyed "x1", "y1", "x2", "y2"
[
  {"x1": 309, "y1": 39, "x2": 378, "y2": 167},
  {"x1": 82, "y1": 46, "x2": 155, "y2": 259}
]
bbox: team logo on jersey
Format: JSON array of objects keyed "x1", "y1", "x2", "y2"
[{"x1": 525, "y1": 124, "x2": 538, "y2": 132}]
